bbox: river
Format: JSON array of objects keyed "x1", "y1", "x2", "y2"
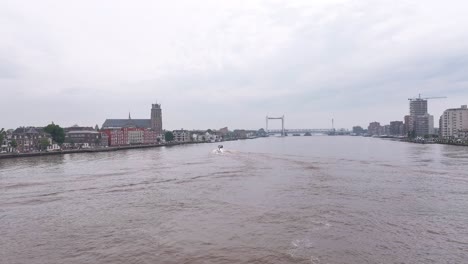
[{"x1": 1, "y1": 136, "x2": 467, "y2": 264}]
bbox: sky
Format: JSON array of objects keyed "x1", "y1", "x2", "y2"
[{"x1": 1, "y1": 0, "x2": 468, "y2": 130}]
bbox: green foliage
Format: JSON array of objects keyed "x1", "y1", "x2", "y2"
[
  {"x1": 165, "y1": 131, "x2": 174, "y2": 142},
  {"x1": 10, "y1": 139, "x2": 17, "y2": 148},
  {"x1": 39, "y1": 138, "x2": 50, "y2": 150},
  {"x1": 44, "y1": 124, "x2": 65, "y2": 145},
  {"x1": 0, "y1": 128, "x2": 5, "y2": 144},
  {"x1": 257, "y1": 128, "x2": 267, "y2": 137}
]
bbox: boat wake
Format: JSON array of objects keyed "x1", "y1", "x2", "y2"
[{"x1": 212, "y1": 145, "x2": 225, "y2": 155}]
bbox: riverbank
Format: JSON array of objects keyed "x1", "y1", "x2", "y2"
[
  {"x1": 384, "y1": 136, "x2": 468, "y2": 146},
  {"x1": 0, "y1": 139, "x2": 254, "y2": 160}
]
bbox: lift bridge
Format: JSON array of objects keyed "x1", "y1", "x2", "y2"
[
  {"x1": 266, "y1": 115, "x2": 334, "y2": 136},
  {"x1": 267, "y1": 128, "x2": 333, "y2": 135}
]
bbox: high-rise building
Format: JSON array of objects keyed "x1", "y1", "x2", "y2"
[
  {"x1": 389, "y1": 121, "x2": 404, "y2": 136},
  {"x1": 381, "y1": 125, "x2": 390, "y2": 135},
  {"x1": 413, "y1": 114, "x2": 434, "y2": 137},
  {"x1": 368, "y1": 122, "x2": 381, "y2": 136},
  {"x1": 404, "y1": 115, "x2": 411, "y2": 135},
  {"x1": 440, "y1": 105, "x2": 468, "y2": 139},
  {"x1": 151, "y1": 103, "x2": 163, "y2": 135},
  {"x1": 410, "y1": 99, "x2": 427, "y2": 116},
  {"x1": 408, "y1": 98, "x2": 434, "y2": 136}
]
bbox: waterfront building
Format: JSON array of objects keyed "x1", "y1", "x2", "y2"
[
  {"x1": 65, "y1": 130, "x2": 107, "y2": 148},
  {"x1": 352, "y1": 126, "x2": 365, "y2": 135},
  {"x1": 205, "y1": 132, "x2": 220, "y2": 142},
  {"x1": 218, "y1": 127, "x2": 229, "y2": 136},
  {"x1": 128, "y1": 129, "x2": 144, "y2": 144},
  {"x1": 100, "y1": 133, "x2": 109, "y2": 146},
  {"x1": 233, "y1": 129, "x2": 249, "y2": 139},
  {"x1": 381, "y1": 125, "x2": 390, "y2": 135},
  {"x1": 101, "y1": 127, "x2": 158, "y2": 146},
  {"x1": 440, "y1": 105, "x2": 468, "y2": 139},
  {"x1": 189, "y1": 130, "x2": 205, "y2": 142},
  {"x1": 404, "y1": 115, "x2": 411, "y2": 135},
  {"x1": 65, "y1": 125, "x2": 95, "y2": 132},
  {"x1": 1, "y1": 130, "x2": 12, "y2": 153},
  {"x1": 101, "y1": 104, "x2": 162, "y2": 145},
  {"x1": 459, "y1": 129, "x2": 468, "y2": 140},
  {"x1": 102, "y1": 103, "x2": 163, "y2": 135},
  {"x1": 188, "y1": 130, "x2": 221, "y2": 142},
  {"x1": 408, "y1": 98, "x2": 434, "y2": 137},
  {"x1": 11, "y1": 127, "x2": 52, "y2": 153},
  {"x1": 47, "y1": 144, "x2": 61, "y2": 152},
  {"x1": 389, "y1": 121, "x2": 405, "y2": 136},
  {"x1": 368, "y1": 122, "x2": 381, "y2": 136},
  {"x1": 413, "y1": 114, "x2": 434, "y2": 137},
  {"x1": 172, "y1": 130, "x2": 191, "y2": 142}
]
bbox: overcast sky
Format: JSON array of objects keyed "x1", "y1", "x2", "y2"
[{"x1": 1, "y1": 0, "x2": 468, "y2": 130}]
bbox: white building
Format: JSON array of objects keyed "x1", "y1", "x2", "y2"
[
  {"x1": 47, "y1": 143, "x2": 61, "y2": 152},
  {"x1": 173, "y1": 130, "x2": 191, "y2": 142},
  {"x1": 440, "y1": 105, "x2": 468, "y2": 139},
  {"x1": 128, "y1": 130, "x2": 144, "y2": 144}
]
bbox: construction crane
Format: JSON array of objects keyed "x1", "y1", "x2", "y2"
[{"x1": 408, "y1": 94, "x2": 447, "y2": 101}]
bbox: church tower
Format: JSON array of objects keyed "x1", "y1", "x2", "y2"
[{"x1": 151, "y1": 103, "x2": 163, "y2": 134}]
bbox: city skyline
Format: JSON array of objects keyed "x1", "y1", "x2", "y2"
[{"x1": 1, "y1": 0, "x2": 468, "y2": 130}]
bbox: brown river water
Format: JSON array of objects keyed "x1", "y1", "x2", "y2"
[{"x1": 1, "y1": 136, "x2": 467, "y2": 264}]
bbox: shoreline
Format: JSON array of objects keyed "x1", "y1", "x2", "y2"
[
  {"x1": 0, "y1": 139, "x2": 251, "y2": 160},
  {"x1": 378, "y1": 136, "x2": 468, "y2": 147},
  {"x1": 2, "y1": 136, "x2": 466, "y2": 160}
]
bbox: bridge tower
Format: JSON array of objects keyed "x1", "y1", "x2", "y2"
[{"x1": 266, "y1": 115, "x2": 285, "y2": 136}]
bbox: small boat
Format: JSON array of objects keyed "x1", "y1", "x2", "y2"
[{"x1": 213, "y1": 145, "x2": 224, "y2": 154}]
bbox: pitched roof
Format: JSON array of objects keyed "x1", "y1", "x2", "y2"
[
  {"x1": 67, "y1": 130, "x2": 100, "y2": 134},
  {"x1": 102, "y1": 119, "x2": 151, "y2": 129},
  {"x1": 13, "y1": 127, "x2": 46, "y2": 134}
]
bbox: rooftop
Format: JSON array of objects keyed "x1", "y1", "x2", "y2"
[{"x1": 102, "y1": 119, "x2": 151, "y2": 129}]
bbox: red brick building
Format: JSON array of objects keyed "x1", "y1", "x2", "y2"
[{"x1": 101, "y1": 127, "x2": 158, "y2": 146}]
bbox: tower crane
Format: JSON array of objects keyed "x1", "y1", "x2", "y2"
[{"x1": 408, "y1": 94, "x2": 447, "y2": 101}]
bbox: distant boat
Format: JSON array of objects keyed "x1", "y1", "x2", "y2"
[
  {"x1": 293, "y1": 133, "x2": 301, "y2": 136},
  {"x1": 304, "y1": 132, "x2": 312, "y2": 136}
]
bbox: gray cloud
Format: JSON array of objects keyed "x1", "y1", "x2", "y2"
[{"x1": 1, "y1": 0, "x2": 467, "y2": 130}]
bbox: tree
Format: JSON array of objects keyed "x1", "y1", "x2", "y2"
[
  {"x1": 39, "y1": 138, "x2": 50, "y2": 151},
  {"x1": 44, "y1": 123, "x2": 65, "y2": 145},
  {"x1": 164, "y1": 131, "x2": 174, "y2": 142},
  {"x1": 0, "y1": 128, "x2": 5, "y2": 145},
  {"x1": 95, "y1": 124, "x2": 99, "y2": 131},
  {"x1": 257, "y1": 128, "x2": 267, "y2": 137},
  {"x1": 10, "y1": 139, "x2": 17, "y2": 149}
]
